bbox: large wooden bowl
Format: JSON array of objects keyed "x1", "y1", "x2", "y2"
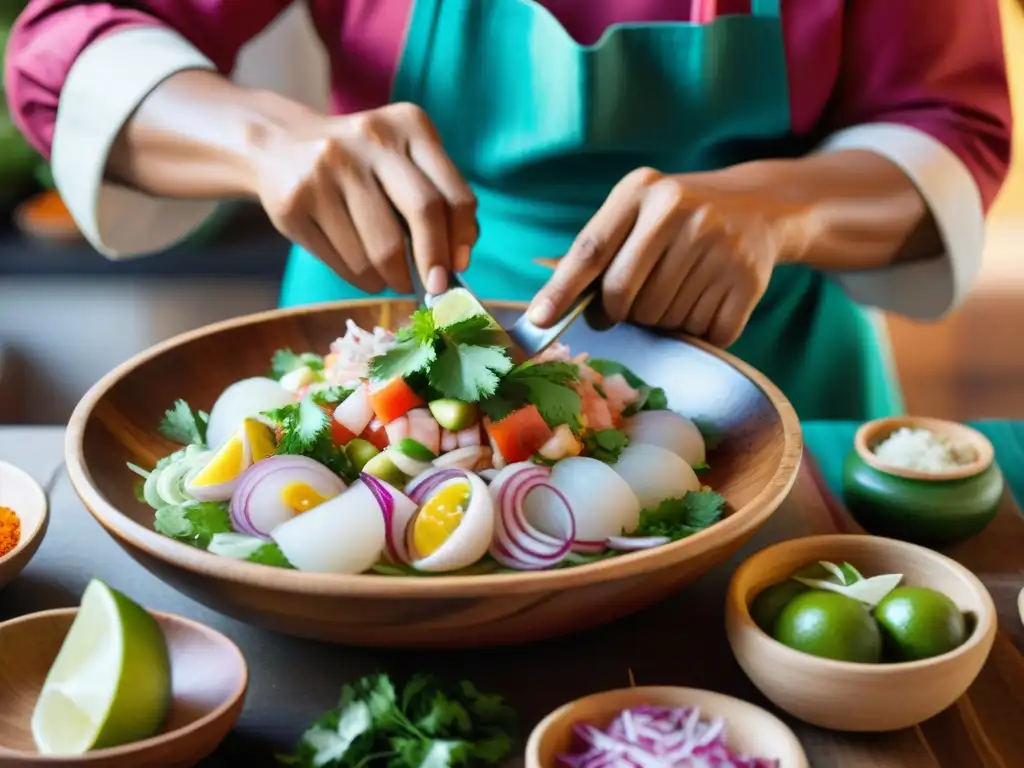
[{"x1": 65, "y1": 300, "x2": 802, "y2": 648}]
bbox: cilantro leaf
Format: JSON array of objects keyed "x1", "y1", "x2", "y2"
[
  {"x1": 443, "y1": 316, "x2": 506, "y2": 347},
  {"x1": 369, "y1": 338, "x2": 438, "y2": 382},
  {"x1": 586, "y1": 359, "x2": 668, "y2": 413},
  {"x1": 271, "y1": 348, "x2": 325, "y2": 380},
  {"x1": 158, "y1": 399, "x2": 209, "y2": 446},
  {"x1": 154, "y1": 501, "x2": 232, "y2": 549},
  {"x1": 312, "y1": 386, "x2": 354, "y2": 406},
  {"x1": 429, "y1": 345, "x2": 512, "y2": 402},
  {"x1": 248, "y1": 542, "x2": 295, "y2": 568},
  {"x1": 481, "y1": 361, "x2": 582, "y2": 429},
  {"x1": 278, "y1": 674, "x2": 517, "y2": 768},
  {"x1": 263, "y1": 397, "x2": 355, "y2": 481},
  {"x1": 632, "y1": 490, "x2": 727, "y2": 541},
  {"x1": 395, "y1": 308, "x2": 438, "y2": 344},
  {"x1": 582, "y1": 428, "x2": 628, "y2": 464}
]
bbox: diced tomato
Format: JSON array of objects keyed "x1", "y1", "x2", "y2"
[
  {"x1": 362, "y1": 419, "x2": 391, "y2": 451},
  {"x1": 318, "y1": 403, "x2": 357, "y2": 447},
  {"x1": 485, "y1": 405, "x2": 554, "y2": 464},
  {"x1": 367, "y1": 377, "x2": 424, "y2": 424}
]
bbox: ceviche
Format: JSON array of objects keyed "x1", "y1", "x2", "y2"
[{"x1": 129, "y1": 290, "x2": 725, "y2": 575}]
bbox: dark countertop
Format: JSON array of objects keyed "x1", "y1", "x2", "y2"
[{"x1": 0, "y1": 206, "x2": 290, "y2": 279}]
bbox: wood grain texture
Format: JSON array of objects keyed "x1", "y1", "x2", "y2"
[
  {"x1": 726, "y1": 534, "x2": 997, "y2": 732},
  {"x1": 770, "y1": 454, "x2": 1024, "y2": 765},
  {"x1": 0, "y1": 609, "x2": 247, "y2": 767},
  {"x1": 63, "y1": 299, "x2": 803, "y2": 648}
]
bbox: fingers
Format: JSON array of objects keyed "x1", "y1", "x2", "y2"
[
  {"x1": 338, "y1": 167, "x2": 409, "y2": 293},
  {"x1": 600, "y1": 181, "x2": 686, "y2": 323},
  {"x1": 528, "y1": 182, "x2": 639, "y2": 327},
  {"x1": 312, "y1": 166, "x2": 386, "y2": 294},
  {"x1": 408, "y1": 138, "x2": 478, "y2": 273},
  {"x1": 375, "y1": 152, "x2": 451, "y2": 294},
  {"x1": 287, "y1": 215, "x2": 362, "y2": 288},
  {"x1": 708, "y1": 286, "x2": 757, "y2": 348}
]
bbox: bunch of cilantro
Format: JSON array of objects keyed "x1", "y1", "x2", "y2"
[
  {"x1": 369, "y1": 309, "x2": 514, "y2": 403},
  {"x1": 278, "y1": 674, "x2": 518, "y2": 768}
]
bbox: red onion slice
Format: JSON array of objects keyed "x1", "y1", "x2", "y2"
[
  {"x1": 361, "y1": 473, "x2": 418, "y2": 565},
  {"x1": 488, "y1": 463, "x2": 576, "y2": 570},
  {"x1": 229, "y1": 455, "x2": 345, "y2": 538}
]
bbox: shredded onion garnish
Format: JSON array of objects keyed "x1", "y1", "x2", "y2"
[{"x1": 557, "y1": 705, "x2": 779, "y2": 768}]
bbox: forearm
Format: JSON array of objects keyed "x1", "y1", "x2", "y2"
[
  {"x1": 687, "y1": 150, "x2": 942, "y2": 272},
  {"x1": 107, "y1": 69, "x2": 323, "y2": 200}
]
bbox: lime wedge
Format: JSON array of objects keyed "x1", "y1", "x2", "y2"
[
  {"x1": 430, "y1": 288, "x2": 493, "y2": 329},
  {"x1": 31, "y1": 580, "x2": 171, "y2": 755}
]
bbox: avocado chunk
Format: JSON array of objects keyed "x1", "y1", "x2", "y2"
[
  {"x1": 361, "y1": 449, "x2": 408, "y2": 487},
  {"x1": 428, "y1": 398, "x2": 478, "y2": 432},
  {"x1": 345, "y1": 438, "x2": 380, "y2": 473}
]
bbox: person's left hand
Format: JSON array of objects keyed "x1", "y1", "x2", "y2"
[{"x1": 527, "y1": 166, "x2": 808, "y2": 348}]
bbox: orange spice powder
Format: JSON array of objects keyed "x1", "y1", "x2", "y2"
[{"x1": 0, "y1": 506, "x2": 21, "y2": 558}]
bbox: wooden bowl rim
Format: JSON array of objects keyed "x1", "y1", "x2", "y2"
[
  {"x1": 0, "y1": 461, "x2": 49, "y2": 566},
  {"x1": 726, "y1": 533, "x2": 998, "y2": 673},
  {"x1": 0, "y1": 607, "x2": 248, "y2": 762},
  {"x1": 65, "y1": 298, "x2": 803, "y2": 598},
  {"x1": 524, "y1": 685, "x2": 808, "y2": 767},
  {"x1": 853, "y1": 416, "x2": 995, "y2": 481}
]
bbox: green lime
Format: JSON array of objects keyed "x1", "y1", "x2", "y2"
[
  {"x1": 873, "y1": 586, "x2": 967, "y2": 661},
  {"x1": 430, "y1": 288, "x2": 492, "y2": 328},
  {"x1": 773, "y1": 590, "x2": 883, "y2": 663},
  {"x1": 31, "y1": 579, "x2": 171, "y2": 755},
  {"x1": 750, "y1": 580, "x2": 808, "y2": 633}
]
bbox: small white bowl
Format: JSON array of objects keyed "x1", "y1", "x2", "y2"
[{"x1": 0, "y1": 461, "x2": 49, "y2": 590}]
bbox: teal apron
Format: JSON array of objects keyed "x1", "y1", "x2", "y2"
[{"x1": 280, "y1": 0, "x2": 904, "y2": 422}]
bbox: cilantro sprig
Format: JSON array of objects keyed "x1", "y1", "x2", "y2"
[
  {"x1": 158, "y1": 400, "x2": 209, "y2": 446},
  {"x1": 582, "y1": 428, "x2": 629, "y2": 464},
  {"x1": 271, "y1": 348, "x2": 325, "y2": 381},
  {"x1": 480, "y1": 361, "x2": 582, "y2": 429},
  {"x1": 369, "y1": 311, "x2": 513, "y2": 403},
  {"x1": 278, "y1": 673, "x2": 518, "y2": 768},
  {"x1": 154, "y1": 501, "x2": 232, "y2": 549},
  {"x1": 632, "y1": 490, "x2": 727, "y2": 541},
  {"x1": 263, "y1": 397, "x2": 355, "y2": 481}
]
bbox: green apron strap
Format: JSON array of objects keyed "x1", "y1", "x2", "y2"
[{"x1": 750, "y1": 0, "x2": 781, "y2": 18}]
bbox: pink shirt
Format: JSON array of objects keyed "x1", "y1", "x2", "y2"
[{"x1": 5, "y1": 0, "x2": 1012, "y2": 209}]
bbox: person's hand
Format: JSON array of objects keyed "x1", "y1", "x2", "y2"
[
  {"x1": 246, "y1": 102, "x2": 476, "y2": 295},
  {"x1": 527, "y1": 167, "x2": 807, "y2": 348}
]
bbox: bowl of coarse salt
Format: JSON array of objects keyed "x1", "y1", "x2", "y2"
[{"x1": 842, "y1": 417, "x2": 1003, "y2": 547}]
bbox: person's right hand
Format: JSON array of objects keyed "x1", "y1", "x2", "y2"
[{"x1": 246, "y1": 102, "x2": 477, "y2": 295}]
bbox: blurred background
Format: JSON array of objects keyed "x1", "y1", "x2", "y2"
[{"x1": 0, "y1": 0, "x2": 1021, "y2": 426}]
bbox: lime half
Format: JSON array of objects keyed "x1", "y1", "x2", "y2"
[
  {"x1": 430, "y1": 287, "x2": 492, "y2": 328},
  {"x1": 31, "y1": 580, "x2": 172, "y2": 755}
]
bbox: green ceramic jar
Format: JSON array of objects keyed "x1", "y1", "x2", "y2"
[{"x1": 842, "y1": 417, "x2": 1004, "y2": 547}]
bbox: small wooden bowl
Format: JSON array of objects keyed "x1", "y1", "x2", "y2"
[
  {"x1": 65, "y1": 299, "x2": 803, "y2": 648},
  {"x1": 525, "y1": 686, "x2": 808, "y2": 768},
  {"x1": 0, "y1": 461, "x2": 49, "y2": 591},
  {"x1": 13, "y1": 192, "x2": 85, "y2": 246},
  {"x1": 0, "y1": 608, "x2": 247, "y2": 766},
  {"x1": 843, "y1": 417, "x2": 1003, "y2": 545},
  {"x1": 725, "y1": 534, "x2": 997, "y2": 732}
]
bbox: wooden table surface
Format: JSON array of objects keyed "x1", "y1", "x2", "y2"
[{"x1": 1, "y1": 428, "x2": 1023, "y2": 767}]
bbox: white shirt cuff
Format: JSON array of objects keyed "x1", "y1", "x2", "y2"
[
  {"x1": 816, "y1": 123, "x2": 986, "y2": 320},
  {"x1": 52, "y1": 27, "x2": 219, "y2": 260}
]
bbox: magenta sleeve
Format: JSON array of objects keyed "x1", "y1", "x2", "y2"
[
  {"x1": 826, "y1": 0, "x2": 1012, "y2": 211},
  {"x1": 5, "y1": 1, "x2": 295, "y2": 158}
]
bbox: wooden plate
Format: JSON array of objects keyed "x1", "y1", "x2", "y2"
[
  {"x1": 65, "y1": 299, "x2": 802, "y2": 647},
  {"x1": 0, "y1": 608, "x2": 247, "y2": 767}
]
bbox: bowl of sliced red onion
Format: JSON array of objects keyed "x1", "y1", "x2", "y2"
[{"x1": 526, "y1": 686, "x2": 808, "y2": 768}]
